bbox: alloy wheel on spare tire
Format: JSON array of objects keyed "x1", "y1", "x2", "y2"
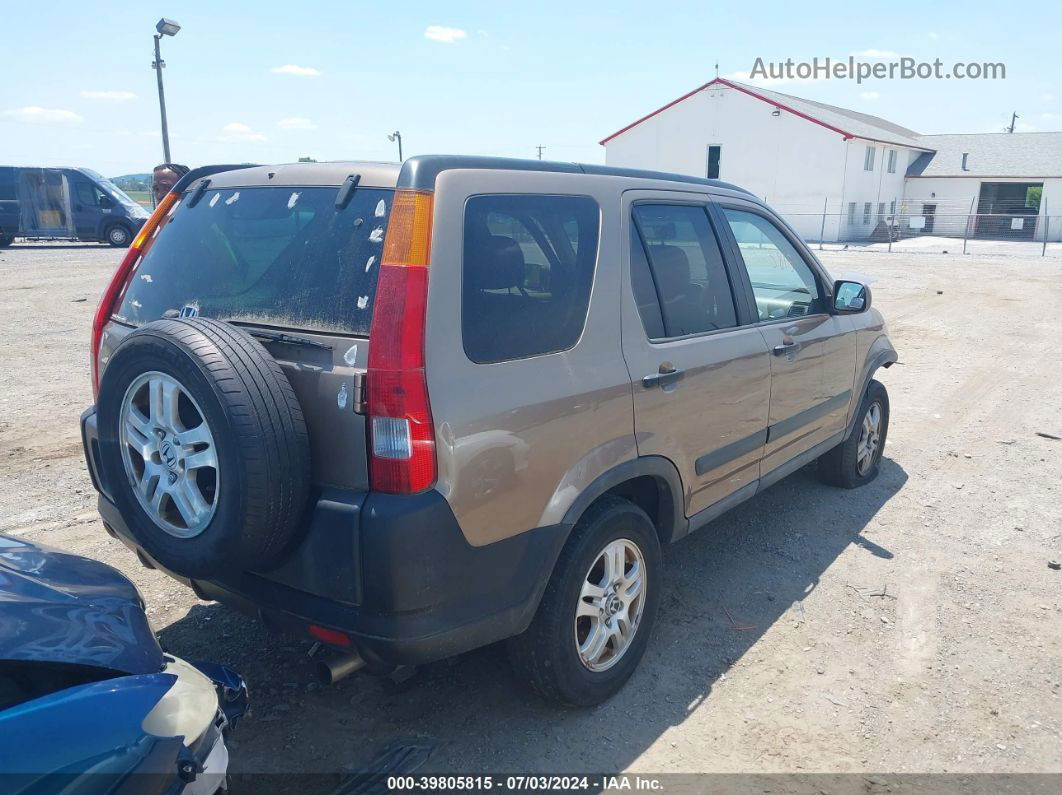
[{"x1": 97, "y1": 318, "x2": 310, "y2": 578}]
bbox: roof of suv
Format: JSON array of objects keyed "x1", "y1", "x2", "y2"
[{"x1": 196, "y1": 156, "x2": 755, "y2": 198}]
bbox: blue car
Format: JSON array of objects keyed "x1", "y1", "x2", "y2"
[{"x1": 0, "y1": 535, "x2": 248, "y2": 793}]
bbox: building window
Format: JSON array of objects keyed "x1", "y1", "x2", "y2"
[
  {"x1": 864, "y1": 146, "x2": 876, "y2": 171},
  {"x1": 887, "y1": 150, "x2": 897, "y2": 174},
  {"x1": 847, "y1": 202, "x2": 856, "y2": 225},
  {"x1": 877, "y1": 202, "x2": 885, "y2": 222},
  {"x1": 863, "y1": 202, "x2": 872, "y2": 224},
  {"x1": 890, "y1": 200, "x2": 896, "y2": 216},
  {"x1": 706, "y1": 145, "x2": 722, "y2": 179}
]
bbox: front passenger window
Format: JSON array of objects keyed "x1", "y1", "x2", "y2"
[{"x1": 722, "y1": 209, "x2": 823, "y2": 320}]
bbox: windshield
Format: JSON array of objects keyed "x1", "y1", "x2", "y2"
[
  {"x1": 97, "y1": 178, "x2": 148, "y2": 216},
  {"x1": 114, "y1": 185, "x2": 392, "y2": 336}
]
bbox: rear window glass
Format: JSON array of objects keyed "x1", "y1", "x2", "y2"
[
  {"x1": 462, "y1": 194, "x2": 599, "y2": 363},
  {"x1": 115, "y1": 186, "x2": 392, "y2": 336}
]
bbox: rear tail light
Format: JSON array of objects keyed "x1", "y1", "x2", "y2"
[
  {"x1": 90, "y1": 192, "x2": 179, "y2": 397},
  {"x1": 366, "y1": 190, "x2": 436, "y2": 494}
]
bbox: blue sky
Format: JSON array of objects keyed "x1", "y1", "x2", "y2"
[{"x1": 3, "y1": 1, "x2": 1059, "y2": 176}]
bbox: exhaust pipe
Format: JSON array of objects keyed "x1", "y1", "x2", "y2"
[{"x1": 316, "y1": 652, "x2": 366, "y2": 685}]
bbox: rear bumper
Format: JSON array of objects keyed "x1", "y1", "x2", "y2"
[{"x1": 82, "y1": 406, "x2": 568, "y2": 668}]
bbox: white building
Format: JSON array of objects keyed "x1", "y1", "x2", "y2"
[{"x1": 601, "y1": 78, "x2": 1062, "y2": 243}]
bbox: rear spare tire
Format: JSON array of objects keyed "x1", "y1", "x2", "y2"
[{"x1": 97, "y1": 318, "x2": 310, "y2": 577}]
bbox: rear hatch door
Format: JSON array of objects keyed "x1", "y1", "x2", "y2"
[{"x1": 112, "y1": 180, "x2": 395, "y2": 491}]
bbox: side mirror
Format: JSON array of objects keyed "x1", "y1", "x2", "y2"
[
  {"x1": 99, "y1": 195, "x2": 114, "y2": 209},
  {"x1": 833, "y1": 280, "x2": 870, "y2": 313}
]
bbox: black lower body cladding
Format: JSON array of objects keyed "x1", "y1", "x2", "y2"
[{"x1": 96, "y1": 318, "x2": 310, "y2": 578}]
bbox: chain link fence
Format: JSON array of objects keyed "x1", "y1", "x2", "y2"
[{"x1": 766, "y1": 197, "x2": 1060, "y2": 257}]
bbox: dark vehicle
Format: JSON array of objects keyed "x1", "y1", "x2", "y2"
[
  {"x1": 0, "y1": 534, "x2": 247, "y2": 792},
  {"x1": 82, "y1": 157, "x2": 894, "y2": 705},
  {"x1": 0, "y1": 166, "x2": 149, "y2": 247}
]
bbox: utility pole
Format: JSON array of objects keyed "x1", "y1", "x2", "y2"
[
  {"x1": 1008, "y1": 111, "x2": 1019, "y2": 133},
  {"x1": 152, "y1": 19, "x2": 181, "y2": 163},
  {"x1": 536, "y1": 145, "x2": 546, "y2": 160}
]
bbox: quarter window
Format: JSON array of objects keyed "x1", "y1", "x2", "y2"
[
  {"x1": 462, "y1": 194, "x2": 599, "y2": 363},
  {"x1": 722, "y1": 209, "x2": 823, "y2": 321},
  {"x1": 631, "y1": 204, "x2": 738, "y2": 337}
]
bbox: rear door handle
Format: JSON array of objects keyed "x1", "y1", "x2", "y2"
[
  {"x1": 773, "y1": 341, "x2": 800, "y2": 356},
  {"x1": 642, "y1": 363, "x2": 684, "y2": 389}
]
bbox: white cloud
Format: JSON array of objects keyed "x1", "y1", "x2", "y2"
[
  {"x1": 219, "y1": 122, "x2": 267, "y2": 142},
  {"x1": 928, "y1": 32, "x2": 939, "y2": 40},
  {"x1": 80, "y1": 90, "x2": 137, "y2": 101},
  {"x1": 859, "y1": 91, "x2": 881, "y2": 100},
  {"x1": 424, "y1": 25, "x2": 467, "y2": 44},
  {"x1": 278, "y1": 117, "x2": 317, "y2": 131},
  {"x1": 4, "y1": 106, "x2": 83, "y2": 124},
  {"x1": 851, "y1": 49, "x2": 902, "y2": 58},
  {"x1": 270, "y1": 64, "x2": 322, "y2": 77},
  {"x1": 1042, "y1": 92, "x2": 1056, "y2": 103}
]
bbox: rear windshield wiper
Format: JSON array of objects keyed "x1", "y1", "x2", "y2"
[{"x1": 228, "y1": 323, "x2": 333, "y2": 350}]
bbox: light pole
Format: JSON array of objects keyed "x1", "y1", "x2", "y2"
[
  {"x1": 152, "y1": 18, "x2": 181, "y2": 163},
  {"x1": 388, "y1": 131, "x2": 403, "y2": 162}
]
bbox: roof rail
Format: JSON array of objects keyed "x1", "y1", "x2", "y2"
[{"x1": 397, "y1": 155, "x2": 754, "y2": 196}]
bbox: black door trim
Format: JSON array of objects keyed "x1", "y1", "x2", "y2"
[
  {"x1": 695, "y1": 428, "x2": 768, "y2": 476},
  {"x1": 767, "y1": 390, "x2": 852, "y2": 443}
]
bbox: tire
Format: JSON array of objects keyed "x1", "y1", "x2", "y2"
[
  {"x1": 97, "y1": 318, "x2": 310, "y2": 577},
  {"x1": 817, "y1": 379, "x2": 889, "y2": 488},
  {"x1": 106, "y1": 223, "x2": 132, "y2": 247},
  {"x1": 508, "y1": 496, "x2": 661, "y2": 706}
]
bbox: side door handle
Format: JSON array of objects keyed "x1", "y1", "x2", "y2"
[
  {"x1": 772, "y1": 341, "x2": 800, "y2": 357},
  {"x1": 642, "y1": 363, "x2": 684, "y2": 389}
]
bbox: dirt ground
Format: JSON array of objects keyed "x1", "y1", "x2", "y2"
[{"x1": 1, "y1": 241, "x2": 1060, "y2": 782}]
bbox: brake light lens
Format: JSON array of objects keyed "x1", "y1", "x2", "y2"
[
  {"x1": 90, "y1": 192, "x2": 179, "y2": 397},
  {"x1": 366, "y1": 190, "x2": 436, "y2": 494}
]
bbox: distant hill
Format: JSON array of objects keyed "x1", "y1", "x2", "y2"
[{"x1": 111, "y1": 173, "x2": 152, "y2": 191}]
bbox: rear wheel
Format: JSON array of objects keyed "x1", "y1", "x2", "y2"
[
  {"x1": 106, "y1": 223, "x2": 132, "y2": 247},
  {"x1": 817, "y1": 379, "x2": 889, "y2": 488},
  {"x1": 508, "y1": 496, "x2": 661, "y2": 706}
]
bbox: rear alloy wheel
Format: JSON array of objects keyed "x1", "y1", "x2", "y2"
[
  {"x1": 119, "y1": 371, "x2": 219, "y2": 538},
  {"x1": 509, "y1": 496, "x2": 661, "y2": 706},
  {"x1": 107, "y1": 224, "x2": 132, "y2": 247},
  {"x1": 575, "y1": 539, "x2": 647, "y2": 672}
]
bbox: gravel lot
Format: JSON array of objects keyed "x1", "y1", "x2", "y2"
[{"x1": 1, "y1": 241, "x2": 1060, "y2": 783}]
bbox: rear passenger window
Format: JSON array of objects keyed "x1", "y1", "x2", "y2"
[
  {"x1": 462, "y1": 195, "x2": 599, "y2": 363},
  {"x1": 631, "y1": 204, "x2": 738, "y2": 337}
]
